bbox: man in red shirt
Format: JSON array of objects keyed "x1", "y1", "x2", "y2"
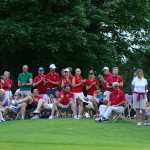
[
  {"x1": 49, "y1": 84, "x2": 76, "y2": 119},
  {"x1": 45, "y1": 64, "x2": 60, "y2": 97},
  {"x1": 96, "y1": 82, "x2": 125, "y2": 122},
  {"x1": 85, "y1": 70, "x2": 99, "y2": 99},
  {"x1": 12, "y1": 89, "x2": 42, "y2": 120},
  {"x1": 106, "y1": 67, "x2": 123, "y2": 94},
  {"x1": 33, "y1": 67, "x2": 48, "y2": 102},
  {"x1": 99, "y1": 67, "x2": 113, "y2": 97}
]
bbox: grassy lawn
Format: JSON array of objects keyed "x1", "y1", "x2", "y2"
[{"x1": 0, "y1": 118, "x2": 150, "y2": 150}]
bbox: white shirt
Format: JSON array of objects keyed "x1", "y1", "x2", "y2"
[{"x1": 132, "y1": 77, "x2": 148, "y2": 92}]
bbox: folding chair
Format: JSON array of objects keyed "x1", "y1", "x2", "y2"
[
  {"x1": 113, "y1": 94, "x2": 133, "y2": 123},
  {"x1": 57, "y1": 107, "x2": 72, "y2": 118}
]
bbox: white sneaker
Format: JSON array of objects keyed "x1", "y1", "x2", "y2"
[
  {"x1": 1, "y1": 118, "x2": 5, "y2": 122},
  {"x1": 21, "y1": 116, "x2": 24, "y2": 120},
  {"x1": 95, "y1": 117, "x2": 101, "y2": 121},
  {"x1": 137, "y1": 122, "x2": 143, "y2": 125},
  {"x1": 32, "y1": 110, "x2": 40, "y2": 114},
  {"x1": 31, "y1": 115, "x2": 39, "y2": 119},
  {"x1": 49, "y1": 115, "x2": 54, "y2": 119},
  {"x1": 74, "y1": 115, "x2": 79, "y2": 119},
  {"x1": 78, "y1": 115, "x2": 82, "y2": 119}
]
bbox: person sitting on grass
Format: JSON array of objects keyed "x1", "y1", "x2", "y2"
[
  {"x1": 96, "y1": 82, "x2": 125, "y2": 122},
  {"x1": 31, "y1": 90, "x2": 60, "y2": 119},
  {"x1": 49, "y1": 84, "x2": 77, "y2": 119},
  {"x1": 3, "y1": 92, "x2": 22, "y2": 120},
  {"x1": 12, "y1": 89, "x2": 42, "y2": 120}
]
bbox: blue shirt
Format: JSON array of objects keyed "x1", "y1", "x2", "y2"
[
  {"x1": 96, "y1": 95, "x2": 106, "y2": 101},
  {"x1": 0, "y1": 96, "x2": 8, "y2": 107}
]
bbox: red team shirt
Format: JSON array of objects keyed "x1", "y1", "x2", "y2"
[
  {"x1": 85, "y1": 79, "x2": 99, "y2": 96},
  {"x1": 45, "y1": 72, "x2": 60, "y2": 88},
  {"x1": 74, "y1": 75, "x2": 83, "y2": 93},
  {"x1": 109, "y1": 89, "x2": 125, "y2": 106},
  {"x1": 57, "y1": 91, "x2": 74, "y2": 105},
  {"x1": 2, "y1": 79, "x2": 13, "y2": 91},
  {"x1": 62, "y1": 76, "x2": 74, "y2": 92},
  {"x1": 34, "y1": 96, "x2": 43, "y2": 105},
  {"x1": 103, "y1": 73, "x2": 113, "y2": 92},
  {"x1": 33, "y1": 75, "x2": 47, "y2": 94},
  {"x1": 107, "y1": 75, "x2": 123, "y2": 92}
]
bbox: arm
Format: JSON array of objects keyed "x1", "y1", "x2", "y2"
[
  {"x1": 131, "y1": 85, "x2": 134, "y2": 91},
  {"x1": 86, "y1": 82, "x2": 94, "y2": 91},
  {"x1": 112, "y1": 100, "x2": 125, "y2": 107},
  {"x1": 106, "y1": 82, "x2": 113, "y2": 89},
  {"x1": 6, "y1": 80, "x2": 12, "y2": 89},
  {"x1": 0, "y1": 98, "x2": 8, "y2": 106},
  {"x1": 25, "y1": 78, "x2": 33, "y2": 86},
  {"x1": 99, "y1": 75, "x2": 107, "y2": 86},
  {"x1": 119, "y1": 82, "x2": 123, "y2": 88},
  {"x1": 33, "y1": 80, "x2": 41, "y2": 87}
]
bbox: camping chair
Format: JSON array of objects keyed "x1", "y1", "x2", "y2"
[
  {"x1": 113, "y1": 94, "x2": 132, "y2": 123},
  {"x1": 57, "y1": 107, "x2": 73, "y2": 118}
]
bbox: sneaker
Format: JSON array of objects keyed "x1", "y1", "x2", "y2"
[
  {"x1": 137, "y1": 122, "x2": 143, "y2": 126},
  {"x1": 49, "y1": 115, "x2": 54, "y2": 119},
  {"x1": 74, "y1": 115, "x2": 79, "y2": 119},
  {"x1": 31, "y1": 115, "x2": 39, "y2": 119},
  {"x1": 143, "y1": 123, "x2": 150, "y2": 126},
  {"x1": 1, "y1": 118, "x2": 5, "y2": 122},
  {"x1": 21, "y1": 116, "x2": 24, "y2": 120},
  {"x1": 32, "y1": 110, "x2": 40, "y2": 114},
  {"x1": 95, "y1": 117, "x2": 101, "y2": 121},
  {"x1": 103, "y1": 118, "x2": 109, "y2": 122},
  {"x1": 78, "y1": 115, "x2": 82, "y2": 119},
  {"x1": 83, "y1": 101, "x2": 89, "y2": 106},
  {"x1": 11, "y1": 100, "x2": 19, "y2": 106},
  {"x1": 96, "y1": 117, "x2": 103, "y2": 122}
]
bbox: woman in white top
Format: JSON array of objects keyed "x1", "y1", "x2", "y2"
[{"x1": 131, "y1": 69, "x2": 148, "y2": 125}]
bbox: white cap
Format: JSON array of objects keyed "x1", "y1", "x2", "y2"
[
  {"x1": 49, "y1": 64, "x2": 56, "y2": 69},
  {"x1": 64, "y1": 68, "x2": 70, "y2": 72},
  {"x1": 102, "y1": 66, "x2": 109, "y2": 71},
  {"x1": 112, "y1": 82, "x2": 119, "y2": 87}
]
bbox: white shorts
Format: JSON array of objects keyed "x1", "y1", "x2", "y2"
[
  {"x1": 5, "y1": 90, "x2": 12, "y2": 105},
  {"x1": 87, "y1": 95, "x2": 93, "y2": 100},
  {"x1": 48, "y1": 103, "x2": 58, "y2": 111},
  {"x1": 39, "y1": 94, "x2": 49, "y2": 103},
  {"x1": 85, "y1": 102, "x2": 94, "y2": 109},
  {"x1": 103, "y1": 91, "x2": 111, "y2": 100},
  {"x1": 60, "y1": 104, "x2": 70, "y2": 109},
  {"x1": 74, "y1": 92, "x2": 84, "y2": 99}
]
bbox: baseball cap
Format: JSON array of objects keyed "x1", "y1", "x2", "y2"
[
  {"x1": 49, "y1": 64, "x2": 56, "y2": 69},
  {"x1": 38, "y1": 67, "x2": 44, "y2": 71},
  {"x1": 102, "y1": 66, "x2": 109, "y2": 71},
  {"x1": 112, "y1": 82, "x2": 119, "y2": 87},
  {"x1": 64, "y1": 68, "x2": 70, "y2": 72},
  {"x1": 89, "y1": 70, "x2": 94, "y2": 75}
]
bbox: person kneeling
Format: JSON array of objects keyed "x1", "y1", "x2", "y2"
[
  {"x1": 96, "y1": 82, "x2": 125, "y2": 122},
  {"x1": 49, "y1": 84, "x2": 76, "y2": 119}
]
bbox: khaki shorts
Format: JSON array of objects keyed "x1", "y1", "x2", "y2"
[
  {"x1": 20, "y1": 91, "x2": 31, "y2": 99},
  {"x1": 133, "y1": 93, "x2": 146, "y2": 110}
]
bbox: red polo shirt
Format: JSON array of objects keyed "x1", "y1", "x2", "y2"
[
  {"x1": 62, "y1": 76, "x2": 74, "y2": 92},
  {"x1": 107, "y1": 75, "x2": 123, "y2": 92},
  {"x1": 85, "y1": 79, "x2": 99, "y2": 96},
  {"x1": 3, "y1": 79, "x2": 13, "y2": 91},
  {"x1": 74, "y1": 75, "x2": 83, "y2": 93},
  {"x1": 34, "y1": 96, "x2": 43, "y2": 105},
  {"x1": 109, "y1": 89, "x2": 125, "y2": 106},
  {"x1": 33, "y1": 75, "x2": 47, "y2": 94},
  {"x1": 45, "y1": 72, "x2": 60, "y2": 88},
  {"x1": 58, "y1": 91, "x2": 74, "y2": 105},
  {"x1": 103, "y1": 73, "x2": 113, "y2": 92}
]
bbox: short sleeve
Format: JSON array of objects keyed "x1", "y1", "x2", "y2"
[
  {"x1": 145, "y1": 79, "x2": 148, "y2": 85},
  {"x1": 119, "y1": 76, "x2": 123, "y2": 82},
  {"x1": 56, "y1": 74, "x2": 60, "y2": 82},
  {"x1": 121, "y1": 92, "x2": 125, "y2": 101},
  {"x1": 96, "y1": 79, "x2": 99, "y2": 86},
  {"x1": 18, "y1": 74, "x2": 21, "y2": 80},
  {"x1": 85, "y1": 80, "x2": 88, "y2": 87},
  {"x1": 9, "y1": 80, "x2": 13, "y2": 86},
  {"x1": 29, "y1": 73, "x2": 33, "y2": 79},
  {"x1": 33, "y1": 77, "x2": 37, "y2": 83},
  {"x1": 131, "y1": 78, "x2": 135, "y2": 86},
  {"x1": 70, "y1": 92, "x2": 74, "y2": 99}
]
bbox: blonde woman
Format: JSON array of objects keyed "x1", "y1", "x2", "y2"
[
  {"x1": 131, "y1": 69, "x2": 148, "y2": 125},
  {"x1": 72, "y1": 68, "x2": 86, "y2": 117},
  {"x1": 1, "y1": 71, "x2": 13, "y2": 106}
]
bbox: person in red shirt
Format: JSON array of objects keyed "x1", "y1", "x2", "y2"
[
  {"x1": 99, "y1": 66, "x2": 113, "y2": 97},
  {"x1": 85, "y1": 70, "x2": 99, "y2": 100},
  {"x1": 96, "y1": 82, "x2": 125, "y2": 122},
  {"x1": 72, "y1": 68, "x2": 86, "y2": 117},
  {"x1": 12, "y1": 89, "x2": 43, "y2": 120},
  {"x1": 1, "y1": 71, "x2": 13, "y2": 106},
  {"x1": 49, "y1": 84, "x2": 76, "y2": 119},
  {"x1": 106, "y1": 67, "x2": 123, "y2": 93},
  {"x1": 33, "y1": 67, "x2": 48, "y2": 102},
  {"x1": 61, "y1": 68, "x2": 74, "y2": 92},
  {"x1": 45, "y1": 64, "x2": 60, "y2": 97}
]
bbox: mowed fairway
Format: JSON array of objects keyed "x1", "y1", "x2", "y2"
[{"x1": 0, "y1": 119, "x2": 150, "y2": 150}]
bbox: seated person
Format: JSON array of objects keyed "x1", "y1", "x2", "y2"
[
  {"x1": 49, "y1": 84, "x2": 76, "y2": 119},
  {"x1": 12, "y1": 89, "x2": 42, "y2": 120},
  {"x1": 96, "y1": 82, "x2": 125, "y2": 122},
  {"x1": 31, "y1": 90, "x2": 60, "y2": 119},
  {"x1": 3, "y1": 92, "x2": 22, "y2": 120}
]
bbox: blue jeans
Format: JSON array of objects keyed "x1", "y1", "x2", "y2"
[{"x1": 47, "y1": 88, "x2": 57, "y2": 98}]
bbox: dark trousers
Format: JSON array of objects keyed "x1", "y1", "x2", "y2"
[{"x1": 47, "y1": 88, "x2": 57, "y2": 98}]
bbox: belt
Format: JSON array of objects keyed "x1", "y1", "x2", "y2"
[{"x1": 47, "y1": 87, "x2": 57, "y2": 90}]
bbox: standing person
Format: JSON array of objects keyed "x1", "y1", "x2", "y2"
[
  {"x1": 61, "y1": 68, "x2": 74, "y2": 92},
  {"x1": 1, "y1": 71, "x2": 13, "y2": 106},
  {"x1": 85, "y1": 70, "x2": 99, "y2": 99},
  {"x1": 106, "y1": 67, "x2": 123, "y2": 94},
  {"x1": 33, "y1": 67, "x2": 48, "y2": 102},
  {"x1": 72, "y1": 68, "x2": 86, "y2": 117},
  {"x1": 18, "y1": 65, "x2": 33, "y2": 99},
  {"x1": 132, "y1": 69, "x2": 148, "y2": 125},
  {"x1": 45, "y1": 64, "x2": 60, "y2": 97},
  {"x1": 99, "y1": 67, "x2": 113, "y2": 97}
]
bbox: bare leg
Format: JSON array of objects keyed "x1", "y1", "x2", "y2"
[
  {"x1": 18, "y1": 103, "x2": 27, "y2": 119},
  {"x1": 69, "y1": 101, "x2": 75, "y2": 116},
  {"x1": 141, "y1": 109, "x2": 145, "y2": 124},
  {"x1": 79, "y1": 103, "x2": 85, "y2": 116},
  {"x1": 91, "y1": 98, "x2": 99, "y2": 114},
  {"x1": 75, "y1": 98, "x2": 79, "y2": 116},
  {"x1": 51, "y1": 101, "x2": 62, "y2": 116},
  {"x1": 18, "y1": 96, "x2": 33, "y2": 104},
  {"x1": 3, "y1": 107, "x2": 11, "y2": 118},
  {"x1": 136, "y1": 109, "x2": 140, "y2": 122}
]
